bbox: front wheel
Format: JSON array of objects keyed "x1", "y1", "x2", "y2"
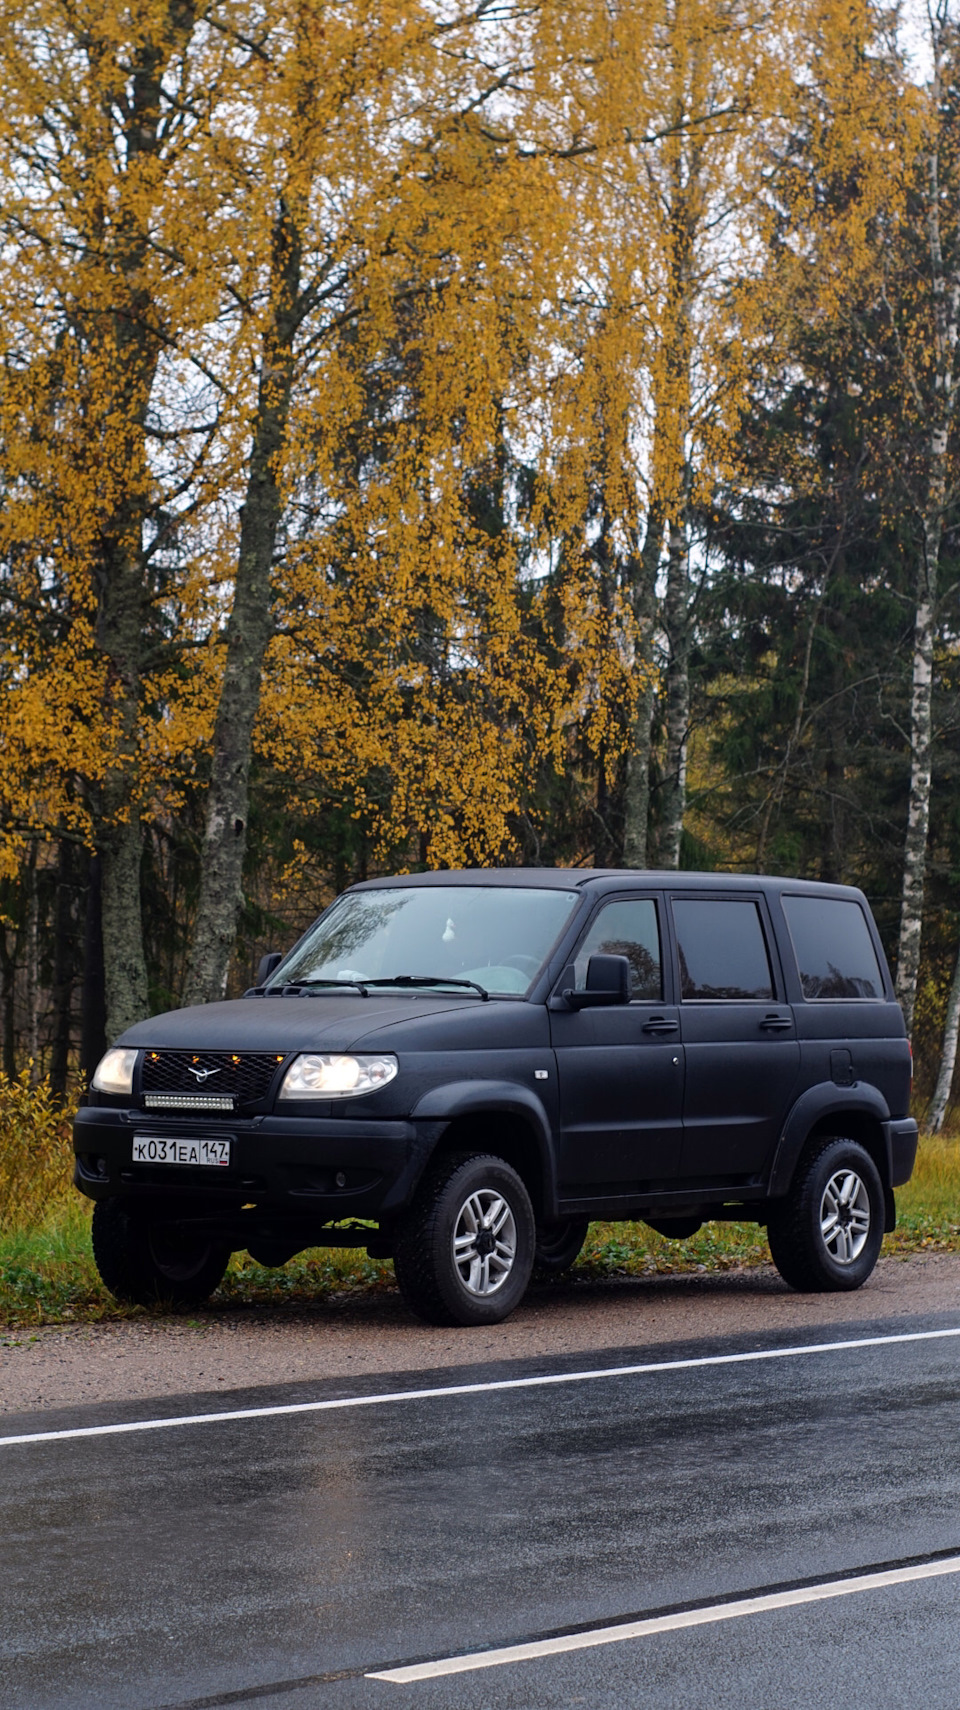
[
  {"x1": 766, "y1": 1137, "x2": 884, "y2": 1293},
  {"x1": 92, "y1": 1199, "x2": 231, "y2": 1307},
  {"x1": 393, "y1": 1152, "x2": 535, "y2": 1326}
]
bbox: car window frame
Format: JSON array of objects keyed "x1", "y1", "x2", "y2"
[
  {"x1": 779, "y1": 892, "x2": 888, "y2": 1004},
  {"x1": 563, "y1": 891, "x2": 671, "y2": 1005},
  {"x1": 668, "y1": 890, "x2": 786, "y2": 1005}
]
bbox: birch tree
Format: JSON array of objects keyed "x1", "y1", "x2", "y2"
[
  {"x1": 549, "y1": 0, "x2": 790, "y2": 869},
  {"x1": 892, "y1": 3, "x2": 960, "y2": 1034},
  {"x1": 0, "y1": 1, "x2": 257, "y2": 1038},
  {"x1": 927, "y1": 932, "x2": 960, "y2": 1130},
  {"x1": 183, "y1": 1, "x2": 560, "y2": 1002}
]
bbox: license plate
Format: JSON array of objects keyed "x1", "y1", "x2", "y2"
[{"x1": 132, "y1": 1136, "x2": 231, "y2": 1168}]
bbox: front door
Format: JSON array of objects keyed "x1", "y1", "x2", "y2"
[
  {"x1": 671, "y1": 894, "x2": 799, "y2": 1181},
  {"x1": 550, "y1": 895, "x2": 684, "y2": 1196}
]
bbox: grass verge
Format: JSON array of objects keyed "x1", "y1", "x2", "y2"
[{"x1": 2, "y1": 1137, "x2": 959, "y2": 1330}]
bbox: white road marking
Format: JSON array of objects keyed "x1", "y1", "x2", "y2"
[
  {"x1": 368, "y1": 1555, "x2": 960, "y2": 1682},
  {"x1": 1, "y1": 1324, "x2": 959, "y2": 1450}
]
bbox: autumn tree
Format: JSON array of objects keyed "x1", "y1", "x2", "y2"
[
  {"x1": 884, "y1": 3, "x2": 960, "y2": 1034},
  {"x1": 0, "y1": 1, "x2": 579, "y2": 1026},
  {"x1": 521, "y1": 0, "x2": 799, "y2": 869},
  {"x1": 735, "y1": 0, "x2": 960, "y2": 1036},
  {"x1": 183, "y1": 1, "x2": 579, "y2": 1000},
  {"x1": 0, "y1": 0, "x2": 265, "y2": 1038}
]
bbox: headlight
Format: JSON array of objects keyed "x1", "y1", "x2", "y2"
[
  {"x1": 91, "y1": 1047, "x2": 139, "y2": 1097},
  {"x1": 278, "y1": 1053, "x2": 398, "y2": 1100}
]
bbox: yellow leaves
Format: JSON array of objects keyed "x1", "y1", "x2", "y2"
[
  {"x1": 0, "y1": 1070, "x2": 74, "y2": 1229},
  {"x1": 0, "y1": 0, "x2": 930, "y2": 889}
]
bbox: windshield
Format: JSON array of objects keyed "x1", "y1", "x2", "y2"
[{"x1": 270, "y1": 885, "x2": 578, "y2": 997}]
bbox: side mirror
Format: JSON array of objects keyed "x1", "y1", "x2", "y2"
[
  {"x1": 562, "y1": 953, "x2": 631, "y2": 1010},
  {"x1": 256, "y1": 951, "x2": 283, "y2": 986}
]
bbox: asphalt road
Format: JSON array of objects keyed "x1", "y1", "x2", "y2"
[{"x1": 4, "y1": 1312, "x2": 960, "y2": 1710}]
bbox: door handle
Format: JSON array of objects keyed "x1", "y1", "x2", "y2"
[
  {"x1": 643, "y1": 1017, "x2": 679, "y2": 1034},
  {"x1": 760, "y1": 1014, "x2": 792, "y2": 1032}
]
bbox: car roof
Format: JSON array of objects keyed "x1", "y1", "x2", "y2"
[{"x1": 349, "y1": 869, "x2": 869, "y2": 901}]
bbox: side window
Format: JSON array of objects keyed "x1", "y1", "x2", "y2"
[
  {"x1": 781, "y1": 896, "x2": 884, "y2": 1000},
  {"x1": 673, "y1": 899, "x2": 774, "y2": 1001},
  {"x1": 574, "y1": 899, "x2": 662, "y2": 1001}
]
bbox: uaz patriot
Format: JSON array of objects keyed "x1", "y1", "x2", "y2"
[{"x1": 75, "y1": 870, "x2": 917, "y2": 1325}]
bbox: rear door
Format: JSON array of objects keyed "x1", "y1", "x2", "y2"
[
  {"x1": 671, "y1": 892, "x2": 800, "y2": 1181},
  {"x1": 550, "y1": 893, "x2": 685, "y2": 1195},
  {"x1": 779, "y1": 891, "x2": 912, "y2": 1114}
]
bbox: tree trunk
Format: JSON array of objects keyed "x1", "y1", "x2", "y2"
[
  {"x1": 639, "y1": 95, "x2": 695, "y2": 872},
  {"x1": 622, "y1": 513, "x2": 664, "y2": 868},
  {"x1": 820, "y1": 639, "x2": 846, "y2": 885},
  {"x1": 927, "y1": 933, "x2": 960, "y2": 1134},
  {"x1": 85, "y1": 6, "x2": 199, "y2": 1040},
  {"x1": 97, "y1": 533, "x2": 152, "y2": 1040},
  {"x1": 24, "y1": 851, "x2": 39, "y2": 1077},
  {"x1": 80, "y1": 853, "x2": 107, "y2": 1084},
  {"x1": 100, "y1": 809, "x2": 149, "y2": 1042},
  {"x1": 895, "y1": 552, "x2": 936, "y2": 1035},
  {"x1": 593, "y1": 519, "x2": 624, "y2": 867},
  {"x1": 621, "y1": 671, "x2": 655, "y2": 868},
  {"x1": 895, "y1": 34, "x2": 959, "y2": 1034},
  {"x1": 656, "y1": 516, "x2": 691, "y2": 869},
  {"x1": 49, "y1": 836, "x2": 75, "y2": 1101},
  {"x1": 184, "y1": 200, "x2": 302, "y2": 1005},
  {"x1": 0, "y1": 928, "x2": 14, "y2": 1080}
]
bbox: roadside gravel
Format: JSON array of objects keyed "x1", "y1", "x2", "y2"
[{"x1": 2, "y1": 1252, "x2": 959, "y2": 1416}]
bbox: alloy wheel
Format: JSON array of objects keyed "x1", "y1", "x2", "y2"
[
  {"x1": 452, "y1": 1188, "x2": 517, "y2": 1296},
  {"x1": 819, "y1": 1168, "x2": 871, "y2": 1264}
]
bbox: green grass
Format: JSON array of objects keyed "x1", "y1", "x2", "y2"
[
  {"x1": 884, "y1": 1134, "x2": 960, "y2": 1255},
  {"x1": 577, "y1": 1138, "x2": 960, "y2": 1279},
  {"x1": 2, "y1": 1136, "x2": 959, "y2": 1330}
]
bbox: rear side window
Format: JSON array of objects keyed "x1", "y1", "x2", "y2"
[
  {"x1": 574, "y1": 899, "x2": 662, "y2": 1000},
  {"x1": 673, "y1": 899, "x2": 774, "y2": 1000},
  {"x1": 781, "y1": 896, "x2": 884, "y2": 1000}
]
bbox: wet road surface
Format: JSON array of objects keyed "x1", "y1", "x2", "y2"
[{"x1": 3, "y1": 1312, "x2": 960, "y2": 1708}]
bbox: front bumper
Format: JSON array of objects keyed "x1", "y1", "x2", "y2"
[{"x1": 73, "y1": 1105, "x2": 435, "y2": 1240}]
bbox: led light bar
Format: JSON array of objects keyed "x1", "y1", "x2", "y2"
[{"x1": 143, "y1": 1093, "x2": 235, "y2": 1112}]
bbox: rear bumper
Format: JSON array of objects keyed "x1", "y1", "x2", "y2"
[
  {"x1": 884, "y1": 1116, "x2": 919, "y2": 1188},
  {"x1": 72, "y1": 1105, "x2": 434, "y2": 1235}
]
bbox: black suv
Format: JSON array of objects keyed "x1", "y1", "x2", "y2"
[{"x1": 74, "y1": 870, "x2": 918, "y2": 1325}]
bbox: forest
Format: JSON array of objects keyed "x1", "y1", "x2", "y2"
[{"x1": 2, "y1": 0, "x2": 960, "y2": 1124}]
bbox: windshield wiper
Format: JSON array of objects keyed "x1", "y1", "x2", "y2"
[
  {"x1": 363, "y1": 975, "x2": 490, "y2": 1001},
  {"x1": 267, "y1": 978, "x2": 370, "y2": 997},
  {"x1": 245, "y1": 974, "x2": 489, "y2": 1001}
]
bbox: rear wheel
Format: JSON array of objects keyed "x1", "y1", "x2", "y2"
[
  {"x1": 533, "y1": 1216, "x2": 589, "y2": 1278},
  {"x1": 766, "y1": 1137, "x2": 884, "y2": 1293},
  {"x1": 393, "y1": 1152, "x2": 535, "y2": 1326},
  {"x1": 91, "y1": 1199, "x2": 231, "y2": 1307}
]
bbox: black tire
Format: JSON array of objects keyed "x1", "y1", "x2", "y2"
[
  {"x1": 533, "y1": 1216, "x2": 590, "y2": 1278},
  {"x1": 766, "y1": 1137, "x2": 884, "y2": 1293},
  {"x1": 393, "y1": 1152, "x2": 535, "y2": 1326},
  {"x1": 91, "y1": 1199, "x2": 231, "y2": 1307}
]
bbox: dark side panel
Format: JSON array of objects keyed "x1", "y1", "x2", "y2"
[
  {"x1": 549, "y1": 1003, "x2": 684, "y2": 1191},
  {"x1": 678, "y1": 1003, "x2": 799, "y2": 1177},
  {"x1": 789, "y1": 1003, "x2": 913, "y2": 1121}
]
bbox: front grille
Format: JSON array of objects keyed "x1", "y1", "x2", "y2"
[
  {"x1": 143, "y1": 1092, "x2": 234, "y2": 1112},
  {"x1": 140, "y1": 1050, "x2": 286, "y2": 1113}
]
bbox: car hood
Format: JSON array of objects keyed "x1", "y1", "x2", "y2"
[{"x1": 117, "y1": 992, "x2": 488, "y2": 1055}]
